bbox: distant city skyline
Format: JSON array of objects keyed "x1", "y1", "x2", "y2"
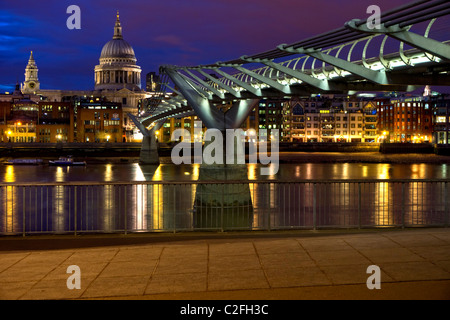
[{"x1": 1, "y1": 0, "x2": 415, "y2": 92}]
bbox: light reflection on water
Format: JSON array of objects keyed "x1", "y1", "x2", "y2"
[{"x1": 0, "y1": 162, "x2": 450, "y2": 183}]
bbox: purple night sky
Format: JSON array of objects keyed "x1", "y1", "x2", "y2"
[{"x1": 0, "y1": 0, "x2": 439, "y2": 92}]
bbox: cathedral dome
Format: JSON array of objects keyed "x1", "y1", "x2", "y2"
[
  {"x1": 100, "y1": 38, "x2": 136, "y2": 61},
  {"x1": 98, "y1": 11, "x2": 137, "y2": 64},
  {"x1": 94, "y1": 11, "x2": 142, "y2": 91}
]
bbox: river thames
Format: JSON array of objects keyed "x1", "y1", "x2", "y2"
[
  {"x1": 1, "y1": 152, "x2": 449, "y2": 234},
  {"x1": 1, "y1": 152, "x2": 450, "y2": 183}
]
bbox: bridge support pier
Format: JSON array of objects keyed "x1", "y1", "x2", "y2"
[
  {"x1": 128, "y1": 114, "x2": 165, "y2": 165},
  {"x1": 193, "y1": 133, "x2": 253, "y2": 230},
  {"x1": 139, "y1": 134, "x2": 160, "y2": 165},
  {"x1": 194, "y1": 163, "x2": 253, "y2": 230},
  {"x1": 162, "y1": 67, "x2": 260, "y2": 229}
]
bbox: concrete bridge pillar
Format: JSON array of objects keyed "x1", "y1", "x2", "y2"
[
  {"x1": 128, "y1": 113, "x2": 165, "y2": 165},
  {"x1": 193, "y1": 131, "x2": 253, "y2": 230},
  {"x1": 139, "y1": 134, "x2": 160, "y2": 165},
  {"x1": 155, "y1": 68, "x2": 260, "y2": 229}
]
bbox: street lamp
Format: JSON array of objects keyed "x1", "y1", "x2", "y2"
[
  {"x1": 14, "y1": 122, "x2": 21, "y2": 142},
  {"x1": 247, "y1": 129, "x2": 256, "y2": 143},
  {"x1": 106, "y1": 135, "x2": 110, "y2": 142}
]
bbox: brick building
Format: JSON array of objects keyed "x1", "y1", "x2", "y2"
[
  {"x1": 0, "y1": 85, "x2": 73, "y2": 143},
  {"x1": 377, "y1": 96, "x2": 432, "y2": 143},
  {"x1": 75, "y1": 100, "x2": 123, "y2": 143}
]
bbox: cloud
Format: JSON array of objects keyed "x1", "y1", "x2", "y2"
[
  {"x1": 154, "y1": 34, "x2": 200, "y2": 53},
  {"x1": 154, "y1": 35, "x2": 184, "y2": 47}
]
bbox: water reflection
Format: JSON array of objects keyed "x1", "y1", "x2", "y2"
[
  {"x1": 131, "y1": 184, "x2": 145, "y2": 231},
  {"x1": 53, "y1": 185, "x2": 65, "y2": 232},
  {"x1": 131, "y1": 164, "x2": 199, "y2": 231},
  {"x1": 2, "y1": 162, "x2": 450, "y2": 183},
  {"x1": 1, "y1": 162, "x2": 450, "y2": 234},
  {"x1": 378, "y1": 164, "x2": 390, "y2": 179},
  {"x1": 305, "y1": 163, "x2": 313, "y2": 180},
  {"x1": 4, "y1": 166, "x2": 15, "y2": 232},
  {"x1": 371, "y1": 181, "x2": 394, "y2": 226},
  {"x1": 342, "y1": 163, "x2": 349, "y2": 179},
  {"x1": 105, "y1": 164, "x2": 113, "y2": 181},
  {"x1": 362, "y1": 165, "x2": 368, "y2": 178},
  {"x1": 151, "y1": 184, "x2": 162, "y2": 230},
  {"x1": 103, "y1": 184, "x2": 114, "y2": 232},
  {"x1": 152, "y1": 166, "x2": 163, "y2": 181},
  {"x1": 5, "y1": 165, "x2": 15, "y2": 182},
  {"x1": 56, "y1": 167, "x2": 65, "y2": 182}
]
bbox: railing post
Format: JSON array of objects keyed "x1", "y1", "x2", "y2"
[
  {"x1": 22, "y1": 187, "x2": 26, "y2": 237},
  {"x1": 358, "y1": 182, "x2": 362, "y2": 229},
  {"x1": 313, "y1": 183, "x2": 317, "y2": 230},
  {"x1": 221, "y1": 183, "x2": 224, "y2": 232},
  {"x1": 445, "y1": 182, "x2": 449, "y2": 228},
  {"x1": 124, "y1": 185, "x2": 127, "y2": 235},
  {"x1": 74, "y1": 186, "x2": 77, "y2": 236},
  {"x1": 401, "y1": 182, "x2": 406, "y2": 228},
  {"x1": 174, "y1": 184, "x2": 177, "y2": 234},
  {"x1": 268, "y1": 183, "x2": 271, "y2": 231}
]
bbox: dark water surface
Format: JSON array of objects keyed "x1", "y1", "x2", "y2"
[
  {"x1": 1, "y1": 161, "x2": 449, "y2": 183},
  {"x1": 1, "y1": 154, "x2": 449, "y2": 234}
]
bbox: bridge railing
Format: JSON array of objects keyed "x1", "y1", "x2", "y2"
[
  {"x1": 198, "y1": 40, "x2": 438, "y2": 94},
  {"x1": 0, "y1": 179, "x2": 448, "y2": 235}
]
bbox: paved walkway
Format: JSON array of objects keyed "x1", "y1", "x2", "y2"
[{"x1": 0, "y1": 228, "x2": 449, "y2": 300}]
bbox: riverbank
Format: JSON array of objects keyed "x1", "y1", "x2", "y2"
[{"x1": 2, "y1": 151, "x2": 450, "y2": 165}]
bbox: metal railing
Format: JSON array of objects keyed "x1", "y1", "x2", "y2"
[{"x1": 0, "y1": 179, "x2": 448, "y2": 235}]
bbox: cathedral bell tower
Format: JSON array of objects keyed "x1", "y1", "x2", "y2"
[{"x1": 22, "y1": 51, "x2": 40, "y2": 94}]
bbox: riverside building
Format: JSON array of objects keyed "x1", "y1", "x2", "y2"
[
  {"x1": 0, "y1": 84, "x2": 74, "y2": 143},
  {"x1": 376, "y1": 96, "x2": 433, "y2": 143},
  {"x1": 281, "y1": 95, "x2": 378, "y2": 142},
  {"x1": 431, "y1": 94, "x2": 450, "y2": 145}
]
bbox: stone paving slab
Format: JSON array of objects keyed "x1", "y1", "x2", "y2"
[{"x1": 0, "y1": 228, "x2": 449, "y2": 300}]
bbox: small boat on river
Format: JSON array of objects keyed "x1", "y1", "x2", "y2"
[
  {"x1": 49, "y1": 156, "x2": 86, "y2": 166},
  {"x1": 4, "y1": 159, "x2": 43, "y2": 165}
]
